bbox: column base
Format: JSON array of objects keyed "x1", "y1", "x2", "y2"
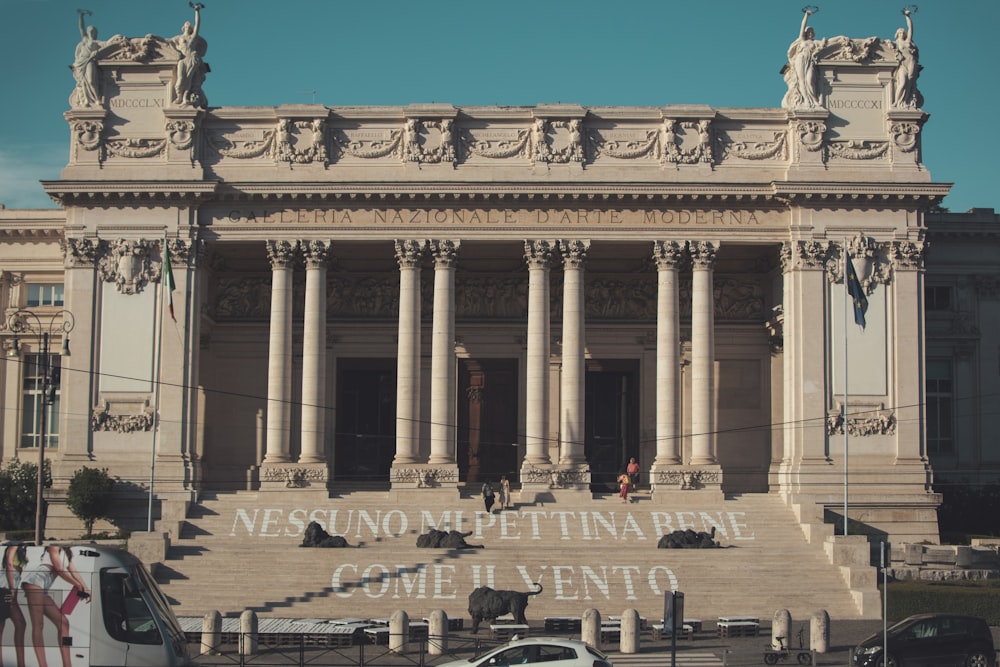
[
  {"x1": 649, "y1": 465, "x2": 724, "y2": 504},
  {"x1": 258, "y1": 462, "x2": 328, "y2": 491},
  {"x1": 391, "y1": 463, "x2": 459, "y2": 490},
  {"x1": 519, "y1": 462, "x2": 591, "y2": 501}
]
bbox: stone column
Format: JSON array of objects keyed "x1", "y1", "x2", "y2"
[
  {"x1": 653, "y1": 240, "x2": 683, "y2": 467},
  {"x1": 689, "y1": 240, "x2": 717, "y2": 465},
  {"x1": 428, "y1": 240, "x2": 460, "y2": 465},
  {"x1": 263, "y1": 240, "x2": 297, "y2": 464},
  {"x1": 299, "y1": 240, "x2": 332, "y2": 464},
  {"x1": 393, "y1": 240, "x2": 424, "y2": 465},
  {"x1": 524, "y1": 240, "x2": 555, "y2": 465},
  {"x1": 559, "y1": 239, "x2": 589, "y2": 465}
]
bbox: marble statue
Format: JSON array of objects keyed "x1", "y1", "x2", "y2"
[
  {"x1": 782, "y1": 7, "x2": 827, "y2": 109},
  {"x1": 71, "y1": 9, "x2": 104, "y2": 108},
  {"x1": 171, "y1": 2, "x2": 209, "y2": 107},
  {"x1": 891, "y1": 8, "x2": 922, "y2": 108}
]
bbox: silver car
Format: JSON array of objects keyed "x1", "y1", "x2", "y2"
[{"x1": 437, "y1": 637, "x2": 613, "y2": 667}]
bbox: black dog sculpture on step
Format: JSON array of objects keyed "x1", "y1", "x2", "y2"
[{"x1": 468, "y1": 582, "x2": 543, "y2": 633}]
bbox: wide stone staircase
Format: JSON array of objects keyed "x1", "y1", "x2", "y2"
[{"x1": 153, "y1": 488, "x2": 878, "y2": 624}]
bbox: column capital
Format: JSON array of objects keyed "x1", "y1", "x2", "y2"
[
  {"x1": 429, "y1": 239, "x2": 461, "y2": 267},
  {"x1": 524, "y1": 239, "x2": 556, "y2": 268},
  {"x1": 300, "y1": 239, "x2": 334, "y2": 268},
  {"x1": 559, "y1": 239, "x2": 590, "y2": 268},
  {"x1": 780, "y1": 239, "x2": 832, "y2": 272},
  {"x1": 394, "y1": 239, "x2": 426, "y2": 268},
  {"x1": 890, "y1": 239, "x2": 926, "y2": 271},
  {"x1": 63, "y1": 237, "x2": 100, "y2": 268},
  {"x1": 652, "y1": 240, "x2": 685, "y2": 269},
  {"x1": 688, "y1": 240, "x2": 719, "y2": 268},
  {"x1": 265, "y1": 240, "x2": 299, "y2": 269}
]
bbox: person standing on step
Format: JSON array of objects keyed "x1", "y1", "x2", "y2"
[
  {"x1": 482, "y1": 479, "x2": 496, "y2": 513},
  {"x1": 498, "y1": 474, "x2": 511, "y2": 510},
  {"x1": 627, "y1": 456, "x2": 640, "y2": 493},
  {"x1": 618, "y1": 471, "x2": 630, "y2": 503}
]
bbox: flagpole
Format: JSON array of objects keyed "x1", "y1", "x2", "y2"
[
  {"x1": 149, "y1": 234, "x2": 167, "y2": 532},
  {"x1": 843, "y1": 241, "x2": 849, "y2": 537}
]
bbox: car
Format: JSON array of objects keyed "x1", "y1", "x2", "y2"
[
  {"x1": 852, "y1": 613, "x2": 995, "y2": 667},
  {"x1": 436, "y1": 637, "x2": 613, "y2": 667}
]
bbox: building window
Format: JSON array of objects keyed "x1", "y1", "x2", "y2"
[
  {"x1": 925, "y1": 285, "x2": 952, "y2": 311},
  {"x1": 26, "y1": 284, "x2": 64, "y2": 307},
  {"x1": 926, "y1": 359, "x2": 953, "y2": 454},
  {"x1": 20, "y1": 354, "x2": 61, "y2": 449}
]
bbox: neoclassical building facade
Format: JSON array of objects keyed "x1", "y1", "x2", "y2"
[{"x1": 4, "y1": 9, "x2": 988, "y2": 541}]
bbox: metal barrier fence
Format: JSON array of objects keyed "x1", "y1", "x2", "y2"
[{"x1": 189, "y1": 631, "x2": 504, "y2": 667}]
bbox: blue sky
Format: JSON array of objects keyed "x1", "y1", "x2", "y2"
[{"x1": 1, "y1": 0, "x2": 995, "y2": 212}]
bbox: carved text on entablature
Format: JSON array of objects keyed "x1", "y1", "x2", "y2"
[
  {"x1": 109, "y1": 97, "x2": 165, "y2": 109},
  {"x1": 217, "y1": 208, "x2": 775, "y2": 228}
]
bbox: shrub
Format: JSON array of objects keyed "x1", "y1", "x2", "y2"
[
  {"x1": 0, "y1": 459, "x2": 50, "y2": 531},
  {"x1": 66, "y1": 467, "x2": 115, "y2": 535},
  {"x1": 885, "y1": 580, "x2": 1000, "y2": 625}
]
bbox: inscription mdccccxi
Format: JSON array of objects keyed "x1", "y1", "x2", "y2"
[
  {"x1": 221, "y1": 208, "x2": 766, "y2": 226},
  {"x1": 230, "y1": 508, "x2": 755, "y2": 601}
]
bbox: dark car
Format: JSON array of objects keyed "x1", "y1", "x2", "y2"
[{"x1": 852, "y1": 613, "x2": 995, "y2": 667}]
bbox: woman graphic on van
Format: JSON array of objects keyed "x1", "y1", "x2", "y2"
[
  {"x1": 1, "y1": 545, "x2": 28, "y2": 667},
  {"x1": 20, "y1": 545, "x2": 90, "y2": 667}
]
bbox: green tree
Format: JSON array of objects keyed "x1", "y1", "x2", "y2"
[
  {"x1": 0, "y1": 458, "x2": 50, "y2": 532},
  {"x1": 67, "y1": 467, "x2": 115, "y2": 535}
]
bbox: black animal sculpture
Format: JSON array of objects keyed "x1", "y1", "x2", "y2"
[
  {"x1": 467, "y1": 582, "x2": 543, "y2": 633},
  {"x1": 300, "y1": 521, "x2": 350, "y2": 548},
  {"x1": 416, "y1": 529, "x2": 484, "y2": 549},
  {"x1": 656, "y1": 526, "x2": 719, "y2": 548}
]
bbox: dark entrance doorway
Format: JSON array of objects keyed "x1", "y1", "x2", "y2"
[
  {"x1": 585, "y1": 360, "x2": 639, "y2": 492},
  {"x1": 335, "y1": 359, "x2": 395, "y2": 482},
  {"x1": 458, "y1": 359, "x2": 519, "y2": 485}
]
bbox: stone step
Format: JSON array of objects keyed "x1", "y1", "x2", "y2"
[{"x1": 155, "y1": 490, "x2": 871, "y2": 623}]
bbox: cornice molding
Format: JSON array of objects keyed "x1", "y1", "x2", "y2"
[{"x1": 41, "y1": 180, "x2": 220, "y2": 206}]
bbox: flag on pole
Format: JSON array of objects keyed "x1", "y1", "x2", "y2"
[
  {"x1": 846, "y1": 251, "x2": 868, "y2": 329},
  {"x1": 163, "y1": 243, "x2": 177, "y2": 322}
]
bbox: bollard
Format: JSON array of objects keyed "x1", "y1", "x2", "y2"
[
  {"x1": 772, "y1": 609, "x2": 791, "y2": 649},
  {"x1": 582, "y1": 608, "x2": 602, "y2": 649},
  {"x1": 428, "y1": 609, "x2": 448, "y2": 655},
  {"x1": 390, "y1": 609, "x2": 410, "y2": 654},
  {"x1": 239, "y1": 609, "x2": 258, "y2": 656},
  {"x1": 201, "y1": 610, "x2": 221, "y2": 656},
  {"x1": 620, "y1": 608, "x2": 640, "y2": 654},
  {"x1": 811, "y1": 609, "x2": 830, "y2": 653}
]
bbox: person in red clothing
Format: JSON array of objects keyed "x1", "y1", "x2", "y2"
[{"x1": 627, "y1": 456, "x2": 640, "y2": 493}]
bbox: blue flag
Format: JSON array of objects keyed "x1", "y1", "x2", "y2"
[{"x1": 846, "y1": 252, "x2": 868, "y2": 329}]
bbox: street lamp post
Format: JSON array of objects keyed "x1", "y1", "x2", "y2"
[{"x1": 7, "y1": 309, "x2": 75, "y2": 545}]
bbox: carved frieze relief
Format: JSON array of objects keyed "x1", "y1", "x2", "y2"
[
  {"x1": 720, "y1": 131, "x2": 787, "y2": 161},
  {"x1": 334, "y1": 127, "x2": 403, "y2": 160},
  {"x1": 889, "y1": 121, "x2": 921, "y2": 153},
  {"x1": 826, "y1": 408, "x2": 896, "y2": 437},
  {"x1": 391, "y1": 467, "x2": 458, "y2": 487},
  {"x1": 72, "y1": 120, "x2": 104, "y2": 151},
  {"x1": 587, "y1": 128, "x2": 659, "y2": 161},
  {"x1": 277, "y1": 119, "x2": 327, "y2": 165},
  {"x1": 166, "y1": 120, "x2": 196, "y2": 150},
  {"x1": 459, "y1": 126, "x2": 531, "y2": 160},
  {"x1": 206, "y1": 129, "x2": 276, "y2": 159},
  {"x1": 827, "y1": 140, "x2": 889, "y2": 161},
  {"x1": 105, "y1": 137, "x2": 166, "y2": 159},
  {"x1": 91, "y1": 400, "x2": 155, "y2": 433},
  {"x1": 261, "y1": 466, "x2": 327, "y2": 488}
]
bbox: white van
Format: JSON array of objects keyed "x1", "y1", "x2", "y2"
[{"x1": 1, "y1": 544, "x2": 189, "y2": 667}]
